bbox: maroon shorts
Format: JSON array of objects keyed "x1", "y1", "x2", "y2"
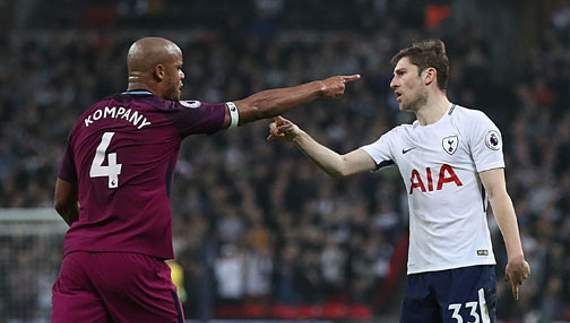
[{"x1": 52, "y1": 251, "x2": 184, "y2": 323}]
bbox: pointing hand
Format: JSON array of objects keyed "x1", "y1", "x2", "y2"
[
  {"x1": 267, "y1": 116, "x2": 301, "y2": 141},
  {"x1": 319, "y1": 74, "x2": 361, "y2": 98},
  {"x1": 505, "y1": 256, "x2": 530, "y2": 300}
]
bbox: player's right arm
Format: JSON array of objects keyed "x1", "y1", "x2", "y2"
[
  {"x1": 55, "y1": 132, "x2": 79, "y2": 226},
  {"x1": 267, "y1": 116, "x2": 376, "y2": 177},
  {"x1": 54, "y1": 178, "x2": 79, "y2": 226},
  {"x1": 229, "y1": 75, "x2": 360, "y2": 126}
]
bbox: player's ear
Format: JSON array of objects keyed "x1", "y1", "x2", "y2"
[
  {"x1": 153, "y1": 64, "x2": 166, "y2": 81},
  {"x1": 423, "y1": 67, "x2": 437, "y2": 86}
]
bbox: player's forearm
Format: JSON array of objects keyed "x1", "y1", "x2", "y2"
[
  {"x1": 489, "y1": 191, "x2": 525, "y2": 260},
  {"x1": 237, "y1": 81, "x2": 324, "y2": 124},
  {"x1": 292, "y1": 130, "x2": 348, "y2": 177}
]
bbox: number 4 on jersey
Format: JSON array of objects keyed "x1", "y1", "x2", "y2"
[{"x1": 90, "y1": 132, "x2": 122, "y2": 188}]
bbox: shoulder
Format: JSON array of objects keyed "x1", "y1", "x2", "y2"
[
  {"x1": 171, "y1": 100, "x2": 227, "y2": 112},
  {"x1": 369, "y1": 124, "x2": 411, "y2": 149},
  {"x1": 451, "y1": 105, "x2": 497, "y2": 131},
  {"x1": 452, "y1": 105, "x2": 491, "y2": 123},
  {"x1": 176, "y1": 100, "x2": 205, "y2": 109},
  {"x1": 392, "y1": 122, "x2": 414, "y2": 135},
  {"x1": 452, "y1": 105, "x2": 503, "y2": 150},
  {"x1": 379, "y1": 124, "x2": 410, "y2": 142}
]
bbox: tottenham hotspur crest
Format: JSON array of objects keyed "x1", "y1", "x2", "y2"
[{"x1": 442, "y1": 135, "x2": 459, "y2": 155}]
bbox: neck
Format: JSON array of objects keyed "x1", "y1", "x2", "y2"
[
  {"x1": 415, "y1": 92, "x2": 451, "y2": 126},
  {"x1": 127, "y1": 75, "x2": 159, "y2": 96},
  {"x1": 127, "y1": 82, "x2": 153, "y2": 92}
]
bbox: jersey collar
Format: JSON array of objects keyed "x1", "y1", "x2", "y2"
[{"x1": 122, "y1": 89, "x2": 154, "y2": 96}]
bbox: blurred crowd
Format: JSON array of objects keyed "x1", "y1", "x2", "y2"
[{"x1": 0, "y1": 0, "x2": 569, "y2": 321}]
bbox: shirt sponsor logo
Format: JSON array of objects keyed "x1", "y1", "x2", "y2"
[{"x1": 409, "y1": 164, "x2": 463, "y2": 194}]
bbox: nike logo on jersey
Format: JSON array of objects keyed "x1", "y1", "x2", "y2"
[{"x1": 402, "y1": 147, "x2": 417, "y2": 154}]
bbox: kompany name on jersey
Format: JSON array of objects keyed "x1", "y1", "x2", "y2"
[{"x1": 84, "y1": 106, "x2": 152, "y2": 129}]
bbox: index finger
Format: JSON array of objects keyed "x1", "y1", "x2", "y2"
[
  {"x1": 342, "y1": 74, "x2": 361, "y2": 83},
  {"x1": 274, "y1": 115, "x2": 288, "y2": 125},
  {"x1": 512, "y1": 282, "x2": 519, "y2": 301}
]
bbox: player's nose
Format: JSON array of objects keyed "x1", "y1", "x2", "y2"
[{"x1": 389, "y1": 76, "x2": 398, "y2": 89}]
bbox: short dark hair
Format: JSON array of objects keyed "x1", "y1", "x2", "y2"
[{"x1": 391, "y1": 39, "x2": 450, "y2": 90}]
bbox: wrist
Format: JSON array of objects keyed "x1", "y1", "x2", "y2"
[
  {"x1": 507, "y1": 252, "x2": 525, "y2": 262},
  {"x1": 313, "y1": 80, "x2": 327, "y2": 97},
  {"x1": 291, "y1": 129, "x2": 306, "y2": 143}
]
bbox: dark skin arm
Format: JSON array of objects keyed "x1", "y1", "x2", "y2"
[
  {"x1": 54, "y1": 178, "x2": 79, "y2": 226},
  {"x1": 221, "y1": 74, "x2": 360, "y2": 127}
]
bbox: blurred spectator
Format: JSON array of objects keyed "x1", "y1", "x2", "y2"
[{"x1": 214, "y1": 244, "x2": 245, "y2": 302}]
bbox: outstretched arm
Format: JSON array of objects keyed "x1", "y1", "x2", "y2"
[
  {"x1": 268, "y1": 116, "x2": 376, "y2": 177},
  {"x1": 226, "y1": 75, "x2": 360, "y2": 126},
  {"x1": 479, "y1": 168, "x2": 530, "y2": 300},
  {"x1": 54, "y1": 178, "x2": 79, "y2": 226}
]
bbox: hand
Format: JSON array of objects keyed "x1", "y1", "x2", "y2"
[
  {"x1": 505, "y1": 255, "x2": 530, "y2": 300},
  {"x1": 267, "y1": 116, "x2": 301, "y2": 142},
  {"x1": 319, "y1": 74, "x2": 361, "y2": 98}
]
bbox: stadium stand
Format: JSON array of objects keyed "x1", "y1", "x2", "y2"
[{"x1": 0, "y1": 0, "x2": 568, "y2": 321}]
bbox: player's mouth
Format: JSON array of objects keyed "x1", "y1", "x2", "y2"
[{"x1": 395, "y1": 91, "x2": 403, "y2": 102}]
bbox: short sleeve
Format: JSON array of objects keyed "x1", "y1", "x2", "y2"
[
  {"x1": 58, "y1": 134, "x2": 77, "y2": 183},
  {"x1": 359, "y1": 129, "x2": 396, "y2": 170},
  {"x1": 468, "y1": 112, "x2": 505, "y2": 172},
  {"x1": 170, "y1": 100, "x2": 227, "y2": 137}
]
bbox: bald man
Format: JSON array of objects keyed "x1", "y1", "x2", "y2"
[{"x1": 51, "y1": 37, "x2": 359, "y2": 322}]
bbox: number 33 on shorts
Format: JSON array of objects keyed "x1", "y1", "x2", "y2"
[{"x1": 447, "y1": 288, "x2": 491, "y2": 323}]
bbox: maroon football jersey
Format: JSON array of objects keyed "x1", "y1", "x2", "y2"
[{"x1": 58, "y1": 90, "x2": 226, "y2": 259}]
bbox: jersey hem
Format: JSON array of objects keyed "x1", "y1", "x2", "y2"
[
  {"x1": 360, "y1": 146, "x2": 389, "y2": 170},
  {"x1": 407, "y1": 259, "x2": 496, "y2": 275},
  {"x1": 476, "y1": 164, "x2": 505, "y2": 173},
  {"x1": 64, "y1": 247, "x2": 173, "y2": 260}
]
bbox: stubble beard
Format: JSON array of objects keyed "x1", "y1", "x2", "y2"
[
  {"x1": 401, "y1": 89, "x2": 428, "y2": 113},
  {"x1": 165, "y1": 84, "x2": 181, "y2": 101}
]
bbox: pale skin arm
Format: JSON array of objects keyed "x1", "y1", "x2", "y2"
[
  {"x1": 479, "y1": 168, "x2": 530, "y2": 300},
  {"x1": 267, "y1": 116, "x2": 376, "y2": 177}
]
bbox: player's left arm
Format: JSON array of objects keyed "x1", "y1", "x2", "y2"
[
  {"x1": 479, "y1": 168, "x2": 530, "y2": 300},
  {"x1": 54, "y1": 178, "x2": 79, "y2": 226}
]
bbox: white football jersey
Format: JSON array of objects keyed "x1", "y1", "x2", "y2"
[{"x1": 361, "y1": 104, "x2": 504, "y2": 274}]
